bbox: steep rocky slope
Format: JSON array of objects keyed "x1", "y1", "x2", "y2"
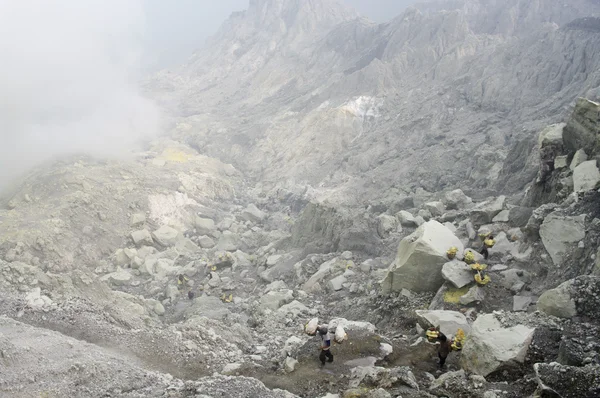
[{"x1": 149, "y1": 0, "x2": 600, "y2": 207}]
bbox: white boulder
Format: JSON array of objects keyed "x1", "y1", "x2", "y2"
[
  {"x1": 415, "y1": 310, "x2": 471, "y2": 336},
  {"x1": 461, "y1": 313, "x2": 535, "y2": 376},
  {"x1": 442, "y1": 260, "x2": 473, "y2": 289},
  {"x1": 381, "y1": 221, "x2": 464, "y2": 293}
]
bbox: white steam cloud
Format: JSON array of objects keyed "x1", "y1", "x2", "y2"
[{"x1": 0, "y1": 0, "x2": 159, "y2": 191}]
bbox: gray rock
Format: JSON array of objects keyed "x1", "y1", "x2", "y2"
[
  {"x1": 570, "y1": 149, "x2": 588, "y2": 170},
  {"x1": 513, "y1": 296, "x2": 532, "y2": 312},
  {"x1": 241, "y1": 204, "x2": 265, "y2": 223},
  {"x1": 284, "y1": 356, "x2": 298, "y2": 373},
  {"x1": 260, "y1": 290, "x2": 294, "y2": 310},
  {"x1": 461, "y1": 313, "x2": 535, "y2": 376},
  {"x1": 382, "y1": 221, "x2": 464, "y2": 294},
  {"x1": 533, "y1": 362, "x2": 600, "y2": 398},
  {"x1": 216, "y1": 231, "x2": 240, "y2": 251},
  {"x1": 101, "y1": 268, "x2": 132, "y2": 286},
  {"x1": 131, "y1": 229, "x2": 153, "y2": 246},
  {"x1": 443, "y1": 189, "x2": 473, "y2": 210},
  {"x1": 415, "y1": 310, "x2": 471, "y2": 336},
  {"x1": 328, "y1": 274, "x2": 346, "y2": 291},
  {"x1": 418, "y1": 209, "x2": 432, "y2": 221},
  {"x1": 490, "y1": 264, "x2": 508, "y2": 272},
  {"x1": 466, "y1": 221, "x2": 476, "y2": 240},
  {"x1": 539, "y1": 123, "x2": 565, "y2": 147},
  {"x1": 508, "y1": 206, "x2": 533, "y2": 228},
  {"x1": 424, "y1": 201, "x2": 445, "y2": 217},
  {"x1": 563, "y1": 98, "x2": 600, "y2": 156},
  {"x1": 573, "y1": 160, "x2": 600, "y2": 192},
  {"x1": 554, "y1": 155, "x2": 568, "y2": 169},
  {"x1": 537, "y1": 280, "x2": 577, "y2": 318},
  {"x1": 414, "y1": 215, "x2": 426, "y2": 226},
  {"x1": 429, "y1": 370, "x2": 468, "y2": 395},
  {"x1": 341, "y1": 251, "x2": 353, "y2": 260},
  {"x1": 470, "y1": 196, "x2": 506, "y2": 225},
  {"x1": 152, "y1": 225, "x2": 180, "y2": 247},
  {"x1": 441, "y1": 260, "x2": 473, "y2": 289},
  {"x1": 492, "y1": 210, "x2": 510, "y2": 223},
  {"x1": 114, "y1": 249, "x2": 130, "y2": 266},
  {"x1": 154, "y1": 302, "x2": 165, "y2": 316},
  {"x1": 195, "y1": 216, "x2": 216, "y2": 235},
  {"x1": 376, "y1": 214, "x2": 397, "y2": 238},
  {"x1": 396, "y1": 210, "x2": 418, "y2": 227},
  {"x1": 460, "y1": 285, "x2": 485, "y2": 305},
  {"x1": 198, "y1": 235, "x2": 216, "y2": 248},
  {"x1": 539, "y1": 213, "x2": 585, "y2": 266},
  {"x1": 130, "y1": 213, "x2": 146, "y2": 227}
]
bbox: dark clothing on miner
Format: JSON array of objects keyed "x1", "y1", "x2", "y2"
[
  {"x1": 318, "y1": 327, "x2": 334, "y2": 366},
  {"x1": 437, "y1": 333, "x2": 452, "y2": 368}
]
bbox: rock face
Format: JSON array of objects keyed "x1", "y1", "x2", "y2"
[
  {"x1": 570, "y1": 149, "x2": 588, "y2": 170},
  {"x1": 415, "y1": 310, "x2": 471, "y2": 336},
  {"x1": 537, "y1": 281, "x2": 578, "y2": 318},
  {"x1": 381, "y1": 221, "x2": 463, "y2": 294},
  {"x1": 539, "y1": 213, "x2": 585, "y2": 266},
  {"x1": 573, "y1": 160, "x2": 600, "y2": 192},
  {"x1": 443, "y1": 189, "x2": 472, "y2": 210},
  {"x1": 461, "y1": 313, "x2": 535, "y2": 377}
]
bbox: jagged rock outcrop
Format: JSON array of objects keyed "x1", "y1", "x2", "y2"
[{"x1": 539, "y1": 213, "x2": 586, "y2": 266}]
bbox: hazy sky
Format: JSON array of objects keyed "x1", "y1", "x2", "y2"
[
  {"x1": 142, "y1": 0, "x2": 417, "y2": 70},
  {"x1": 0, "y1": 0, "x2": 414, "y2": 192}
]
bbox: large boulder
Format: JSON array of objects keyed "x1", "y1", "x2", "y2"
[
  {"x1": 381, "y1": 221, "x2": 463, "y2": 294},
  {"x1": 461, "y1": 313, "x2": 535, "y2": 377},
  {"x1": 260, "y1": 290, "x2": 294, "y2": 311},
  {"x1": 441, "y1": 260, "x2": 473, "y2": 289},
  {"x1": 539, "y1": 213, "x2": 585, "y2": 266},
  {"x1": 573, "y1": 160, "x2": 600, "y2": 192},
  {"x1": 216, "y1": 231, "x2": 240, "y2": 251},
  {"x1": 415, "y1": 310, "x2": 471, "y2": 336},
  {"x1": 537, "y1": 280, "x2": 577, "y2": 318},
  {"x1": 152, "y1": 225, "x2": 180, "y2": 247},
  {"x1": 470, "y1": 196, "x2": 506, "y2": 226}
]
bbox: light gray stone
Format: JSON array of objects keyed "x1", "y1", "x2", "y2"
[
  {"x1": 328, "y1": 274, "x2": 347, "y2": 291},
  {"x1": 424, "y1": 201, "x2": 445, "y2": 217},
  {"x1": 573, "y1": 160, "x2": 600, "y2": 192},
  {"x1": 537, "y1": 280, "x2": 577, "y2": 318},
  {"x1": 441, "y1": 260, "x2": 473, "y2": 289},
  {"x1": 460, "y1": 285, "x2": 485, "y2": 305},
  {"x1": 131, "y1": 229, "x2": 153, "y2": 246},
  {"x1": 470, "y1": 196, "x2": 506, "y2": 225},
  {"x1": 130, "y1": 213, "x2": 146, "y2": 227},
  {"x1": 260, "y1": 290, "x2": 294, "y2": 310},
  {"x1": 216, "y1": 231, "x2": 240, "y2": 251},
  {"x1": 461, "y1": 313, "x2": 535, "y2": 376},
  {"x1": 377, "y1": 214, "x2": 397, "y2": 238},
  {"x1": 540, "y1": 213, "x2": 585, "y2": 266},
  {"x1": 284, "y1": 356, "x2": 298, "y2": 373},
  {"x1": 198, "y1": 235, "x2": 216, "y2": 248},
  {"x1": 152, "y1": 225, "x2": 180, "y2": 247},
  {"x1": 195, "y1": 216, "x2": 216, "y2": 235},
  {"x1": 513, "y1": 296, "x2": 532, "y2": 312},
  {"x1": 396, "y1": 210, "x2": 418, "y2": 227},
  {"x1": 444, "y1": 189, "x2": 473, "y2": 210},
  {"x1": 415, "y1": 310, "x2": 471, "y2": 336},
  {"x1": 554, "y1": 155, "x2": 568, "y2": 169},
  {"x1": 241, "y1": 204, "x2": 265, "y2": 223},
  {"x1": 382, "y1": 221, "x2": 464, "y2": 294},
  {"x1": 570, "y1": 149, "x2": 588, "y2": 171},
  {"x1": 492, "y1": 210, "x2": 510, "y2": 223}
]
